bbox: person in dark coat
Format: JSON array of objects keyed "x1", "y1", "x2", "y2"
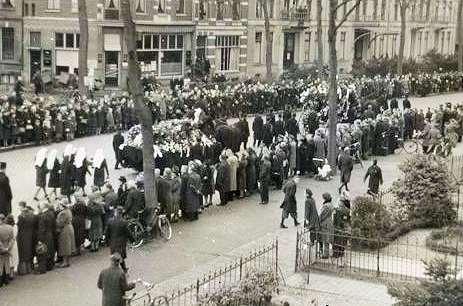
[
  {"x1": 280, "y1": 177, "x2": 299, "y2": 228},
  {"x1": 259, "y1": 155, "x2": 271, "y2": 205},
  {"x1": 93, "y1": 149, "x2": 109, "y2": 190},
  {"x1": 337, "y1": 148, "x2": 354, "y2": 193},
  {"x1": 0, "y1": 162, "x2": 12, "y2": 216},
  {"x1": 201, "y1": 161, "x2": 215, "y2": 207},
  {"x1": 117, "y1": 176, "x2": 128, "y2": 207},
  {"x1": 56, "y1": 200, "x2": 75, "y2": 268},
  {"x1": 319, "y1": 193, "x2": 334, "y2": 258},
  {"x1": 332, "y1": 194, "x2": 351, "y2": 258},
  {"x1": 97, "y1": 253, "x2": 135, "y2": 306},
  {"x1": 71, "y1": 197, "x2": 89, "y2": 255},
  {"x1": 47, "y1": 149, "x2": 61, "y2": 198},
  {"x1": 74, "y1": 148, "x2": 91, "y2": 197},
  {"x1": 124, "y1": 181, "x2": 145, "y2": 219},
  {"x1": 88, "y1": 193, "x2": 105, "y2": 252},
  {"x1": 273, "y1": 116, "x2": 285, "y2": 139},
  {"x1": 262, "y1": 121, "x2": 273, "y2": 148},
  {"x1": 236, "y1": 115, "x2": 250, "y2": 148},
  {"x1": 37, "y1": 203, "x2": 56, "y2": 272},
  {"x1": 252, "y1": 114, "x2": 264, "y2": 146},
  {"x1": 246, "y1": 148, "x2": 257, "y2": 194},
  {"x1": 183, "y1": 165, "x2": 202, "y2": 221},
  {"x1": 112, "y1": 131, "x2": 125, "y2": 169},
  {"x1": 33, "y1": 148, "x2": 49, "y2": 201},
  {"x1": 364, "y1": 159, "x2": 383, "y2": 195},
  {"x1": 61, "y1": 146, "x2": 75, "y2": 202},
  {"x1": 285, "y1": 113, "x2": 299, "y2": 138},
  {"x1": 16, "y1": 204, "x2": 36, "y2": 275},
  {"x1": 297, "y1": 137, "x2": 309, "y2": 175},
  {"x1": 304, "y1": 188, "x2": 320, "y2": 243},
  {"x1": 215, "y1": 155, "x2": 230, "y2": 206},
  {"x1": 106, "y1": 207, "x2": 130, "y2": 272}
]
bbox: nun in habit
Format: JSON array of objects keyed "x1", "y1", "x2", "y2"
[
  {"x1": 61, "y1": 145, "x2": 76, "y2": 202},
  {"x1": 93, "y1": 149, "x2": 109, "y2": 190},
  {"x1": 33, "y1": 148, "x2": 49, "y2": 201},
  {"x1": 47, "y1": 149, "x2": 61, "y2": 198},
  {"x1": 74, "y1": 148, "x2": 91, "y2": 197}
]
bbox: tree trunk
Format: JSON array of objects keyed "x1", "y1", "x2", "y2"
[
  {"x1": 458, "y1": 0, "x2": 463, "y2": 72},
  {"x1": 397, "y1": 4, "x2": 407, "y2": 76},
  {"x1": 78, "y1": 0, "x2": 88, "y2": 96},
  {"x1": 317, "y1": 0, "x2": 324, "y2": 67},
  {"x1": 120, "y1": 0, "x2": 157, "y2": 208},
  {"x1": 327, "y1": 0, "x2": 338, "y2": 172},
  {"x1": 260, "y1": 0, "x2": 273, "y2": 80}
]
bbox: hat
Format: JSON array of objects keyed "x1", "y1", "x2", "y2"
[
  {"x1": 306, "y1": 188, "x2": 313, "y2": 196},
  {"x1": 322, "y1": 193, "x2": 332, "y2": 202},
  {"x1": 119, "y1": 176, "x2": 127, "y2": 183},
  {"x1": 110, "y1": 252, "x2": 122, "y2": 263},
  {"x1": 0, "y1": 162, "x2": 6, "y2": 170}
]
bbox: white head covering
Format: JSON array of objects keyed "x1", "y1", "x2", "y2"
[
  {"x1": 63, "y1": 144, "x2": 74, "y2": 157},
  {"x1": 93, "y1": 149, "x2": 105, "y2": 168},
  {"x1": 35, "y1": 148, "x2": 48, "y2": 167},
  {"x1": 74, "y1": 148, "x2": 86, "y2": 168},
  {"x1": 47, "y1": 149, "x2": 58, "y2": 170}
]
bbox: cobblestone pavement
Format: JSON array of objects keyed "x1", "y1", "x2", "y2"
[{"x1": 1, "y1": 93, "x2": 463, "y2": 305}]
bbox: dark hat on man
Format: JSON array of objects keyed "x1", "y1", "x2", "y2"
[
  {"x1": 306, "y1": 188, "x2": 313, "y2": 197},
  {"x1": 0, "y1": 162, "x2": 7, "y2": 170},
  {"x1": 110, "y1": 252, "x2": 122, "y2": 263},
  {"x1": 119, "y1": 176, "x2": 127, "y2": 183},
  {"x1": 322, "y1": 193, "x2": 332, "y2": 202}
]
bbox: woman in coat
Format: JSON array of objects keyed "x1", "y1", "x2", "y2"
[
  {"x1": 319, "y1": 193, "x2": 334, "y2": 258},
  {"x1": 74, "y1": 148, "x2": 91, "y2": 197},
  {"x1": 93, "y1": 149, "x2": 109, "y2": 190},
  {"x1": 237, "y1": 152, "x2": 248, "y2": 198},
  {"x1": 304, "y1": 188, "x2": 320, "y2": 244},
  {"x1": 16, "y1": 205, "x2": 36, "y2": 275},
  {"x1": 226, "y1": 150, "x2": 238, "y2": 199},
  {"x1": 37, "y1": 203, "x2": 57, "y2": 272},
  {"x1": 183, "y1": 165, "x2": 202, "y2": 221},
  {"x1": 56, "y1": 201, "x2": 75, "y2": 267},
  {"x1": 280, "y1": 177, "x2": 299, "y2": 228},
  {"x1": 47, "y1": 149, "x2": 61, "y2": 198},
  {"x1": 71, "y1": 197, "x2": 88, "y2": 255},
  {"x1": 333, "y1": 193, "x2": 351, "y2": 258},
  {"x1": 33, "y1": 148, "x2": 49, "y2": 201},
  {"x1": 246, "y1": 148, "x2": 257, "y2": 194},
  {"x1": 201, "y1": 161, "x2": 214, "y2": 207},
  {"x1": 61, "y1": 145, "x2": 75, "y2": 202},
  {"x1": 87, "y1": 193, "x2": 105, "y2": 252}
]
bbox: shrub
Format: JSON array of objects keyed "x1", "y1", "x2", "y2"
[
  {"x1": 425, "y1": 225, "x2": 463, "y2": 255},
  {"x1": 350, "y1": 196, "x2": 393, "y2": 248},
  {"x1": 391, "y1": 154, "x2": 457, "y2": 228}
]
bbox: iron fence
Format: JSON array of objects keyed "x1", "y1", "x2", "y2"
[
  {"x1": 296, "y1": 229, "x2": 463, "y2": 284},
  {"x1": 129, "y1": 240, "x2": 279, "y2": 306}
]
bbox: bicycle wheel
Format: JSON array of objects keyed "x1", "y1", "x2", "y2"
[
  {"x1": 127, "y1": 220, "x2": 144, "y2": 248},
  {"x1": 403, "y1": 140, "x2": 418, "y2": 154},
  {"x1": 158, "y1": 216, "x2": 172, "y2": 241}
]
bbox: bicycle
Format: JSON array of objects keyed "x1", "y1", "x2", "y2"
[
  {"x1": 124, "y1": 279, "x2": 169, "y2": 306},
  {"x1": 127, "y1": 207, "x2": 172, "y2": 249}
]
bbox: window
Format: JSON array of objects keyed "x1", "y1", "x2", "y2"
[
  {"x1": 373, "y1": 0, "x2": 378, "y2": 19},
  {"x1": 392, "y1": 34, "x2": 397, "y2": 56},
  {"x1": 340, "y1": 32, "x2": 346, "y2": 60},
  {"x1": 196, "y1": 35, "x2": 206, "y2": 60},
  {"x1": 1, "y1": 28, "x2": 14, "y2": 60},
  {"x1": 48, "y1": 0, "x2": 60, "y2": 10},
  {"x1": 304, "y1": 32, "x2": 311, "y2": 61},
  {"x1": 144, "y1": 34, "x2": 152, "y2": 49},
  {"x1": 362, "y1": 0, "x2": 367, "y2": 16},
  {"x1": 381, "y1": 0, "x2": 386, "y2": 19},
  {"x1": 255, "y1": 32, "x2": 262, "y2": 63},
  {"x1": 424, "y1": 31, "x2": 429, "y2": 51},
  {"x1": 31, "y1": 3, "x2": 35, "y2": 15},
  {"x1": 158, "y1": 0, "x2": 166, "y2": 13},
  {"x1": 71, "y1": 0, "x2": 77, "y2": 12},
  {"x1": 216, "y1": 36, "x2": 239, "y2": 71},
  {"x1": 30, "y1": 31, "x2": 41, "y2": 48},
  {"x1": 447, "y1": 31, "x2": 451, "y2": 53},
  {"x1": 55, "y1": 33, "x2": 64, "y2": 48},
  {"x1": 217, "y1": 0, "x2": 224, "y2": 20},
  {"x1": 435, "y1": 1, "x2": 439, "y2": 20},
  {"x1": 1, "y1": 0, "x2": 14, "y2": 8},
  {"x1": 106, "y1": 0, "x2": 118, "y2": 9},
  {"x1": 66, "y1": 33, "x2": 74, "y2": 48},
  {"x1": 168, "y1": 35, "x2": 176, "y2": 49},
  {"x1": 76, "y1": 34, "x2": 80, "y2": 48},
  {"x1": 418, "y1": 32, "x2": 422, "y2": 55},
  {"x1": 135, "y1": 0, "x2": 145, "y2": 14},
  {"x1": 394, "y1": 0, "x2": 399, "y2": 20},
  {"x1": 138, "y1": 34, "x2": 184, "y2": 50},
  {"x1": 176, "y1": 0, "x2": 184, "y2": 14},
  {"x1": 24, "y1": 3, "x2": 28, "y2": 15},
  {"x1": 256, "y1": 1, "x2": 262, "y2": 18}
]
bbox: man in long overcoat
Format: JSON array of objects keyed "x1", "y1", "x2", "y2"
[
  {"x1": 304, "y1": 188, "x2": 320, "y2": 243},
  {"x1": 338, "y1": 148, "x2": 354, "y2": 193},
  {"x1": 236, "y1": 115, "x2": 250, "y2": 148},
  {"x1": 112, "y1": 131, "x2": 124, "y2": 169},
  {"x1": 280, "y1": 177, "x2": 299, "y2": 228},
  {"x1": 319, "y1": 193, "x2": 334, "y2": 258},
  {"x1": 216, "y1": 155, "x2": 230, "y2": 206},
  {"x1": 106, "y1": 207, "x2": 130, "y2": 272},
  {"x1": 97, "y1": 253, "x2": 135, "y2": 306},
  {"x1": 0, "y1": 163, "x2": 12, "y2": 216},
  {"x1": 37, "y1": 203, "x2": 56, "y2": 271},
  {"x1": 124, "y1": 182, "x2": 145, "y2": 219},
  {"x1": 259, "y1": 155, "x2": 271, "y2": 205},
  {"x1": 17, "y1": 205, "x2": 37, "y2": 275},
  {"x1": 364, "y1": 159, "x2": 383, "y2": 195},
  {"x1": 0, "y1": 214, "x2": 14, "y2": 286},
  {"x1": 252, "y1": 114, "x2": 264, "y2": 146}
]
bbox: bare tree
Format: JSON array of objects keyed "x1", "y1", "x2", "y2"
[
  {"x1": 317, "y1": 0, "x2": 324, "y2": 67},
  {"x1": 397, "y1": 0, "x2": 416, "y2": 75},
  {"x1": 458, "y1": 0, "x2": 463, "y2": 71},
  {"x1": 258, "y1": 0, "x2": 273, "y2": 79},
  {"x1": 327, "y1": 0, "x2": 362, "y2": 171},
  {"x1": 120, "y1": 0, "x2": 157, "y2": 207},
  {"x1": 78, "y1": 0, "x2": 88, "y2": 96}
]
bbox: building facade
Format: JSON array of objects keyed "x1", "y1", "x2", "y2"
[
  {"x1": 0, "y1": 0, "x2": 22, "y2": 87},
  {"x1": 5, "y1": 0, "x2": 459, "y2": 89}
]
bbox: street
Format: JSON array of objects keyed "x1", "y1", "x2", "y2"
[{"x1": 1, "y1": 92, "x2": 462, "y2": 306}]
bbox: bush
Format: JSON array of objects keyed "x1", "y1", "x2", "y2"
[
  {"x1": 280, "y1": 65, "x2": 328, "y2": 81},
  {"x1": 426, "y1": 225, "x2": 463, "y2": 255},
  {"x1": 350, "y1": 196, "x2": 393, "y2": 248},
  {"x1": 391, "y1": 154, "x2": 457, "y2": 228}
]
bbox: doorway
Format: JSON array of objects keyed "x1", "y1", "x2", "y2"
[
  {"x1": 30, "y1": 50, "x2": 41, "y2": 80},
  {"x1": 105, "y1": 51, "x2": 119, "y2": 87},
  {"x1": 283, "y1": 32, "x2": 295, "y2": 69}
]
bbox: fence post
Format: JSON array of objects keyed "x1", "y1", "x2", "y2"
[
  {"x1": 376, "y1": 236, "x2": 380, "y2": 278},
  {"x1": 295, "y1": 230, "x2": 300, "y2": 273},
  {"x1": 275, "y1": 239, "x2": 279, "y2": 279},
  {"x1": 196, "y1": 279, "x2": 200, "y2": 303},
  {"x1": 239, "y1": 257, "x2": 243, "y2": 280}
]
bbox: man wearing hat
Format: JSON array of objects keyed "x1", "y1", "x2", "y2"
[
  {"x1": 319, "y1": 193, "x2": 334, "y2": 259},
  {"x1": 0, "y1": 213, "x2": 14, "y2": 286},
  {"x1": 113, "y1": 130, "x2": 125, "y2": 170},
  {"x1": 117, "y1": 176, "x2": 128, "y2": 207},
  {"x1": 106, "y1": 207, "x2": 130, "y2": 272},
  {"x1": 304, "y1": 188, "x2": 320, "y2": 244},
  {"x1": 0, "y1": 162, "x2": 12, "y2": 216},
  {"x1": 97, "y1": 253, "x2": 136, "y2": 306}
]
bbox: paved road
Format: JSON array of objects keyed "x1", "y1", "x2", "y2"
[{"x1": 1, "y1": 92, "x2": 463, "y2": 305}]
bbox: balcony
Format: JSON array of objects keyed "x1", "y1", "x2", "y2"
[
  {"x1": 104, "y1": 8, "x2": 119, "y2": 20},
  {"x1": 352, "y1": 14, "x2": 381, "y2": 27},
  {"x1": 281, "y1": 9, "x2": 310, "y2": 23}
]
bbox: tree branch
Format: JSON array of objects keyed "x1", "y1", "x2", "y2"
[
  {"x1": 335, "y1": 0, "x2": 356, "y2": 12},
  {"x1": 335, "y1": 0, "x2": 361, "y2": 32}
]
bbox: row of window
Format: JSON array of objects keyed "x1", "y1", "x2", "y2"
[
  {"x1": 1, "y1": 27, "x2": 14, "y2": 61},
  {"x1": 137, "y1": 34, "x2": 184, "y2": 51},
  {"x1": 55, "y1": 33, "x2": 80, "y2": 49}
]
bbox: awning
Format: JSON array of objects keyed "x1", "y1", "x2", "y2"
[
  {"x1": 104, "y1": 33, "x2": 121, "y2": 51},
  {"x1": 56, "y1": 50, "x2": 79, "y2": 70}
]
